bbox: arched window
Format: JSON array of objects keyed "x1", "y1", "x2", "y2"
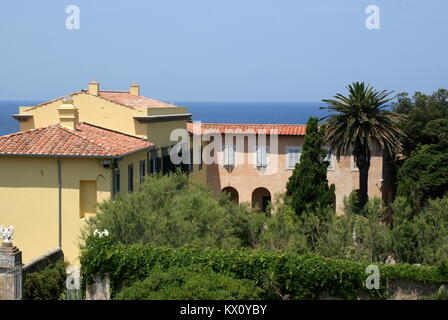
[
  {"x1": 251, "y1": 187, "x2": 271, "y2": 212},
  {"x1": 222, "y1": 187, "x2": 239, "y2": 203}
]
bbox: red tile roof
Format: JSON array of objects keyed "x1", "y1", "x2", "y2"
[
  {"x1": 98, "y1": 91, "x2": 177, "y2": 109},
  {"x1": 187, "y1": 123, "x2": 307, "y2": 135},
  {"x1": 0, "y1": 122, "x2": 153, "y2": 158},
  {"x1": 26, "y1": 90, "x2": 177, "y2": 111}
]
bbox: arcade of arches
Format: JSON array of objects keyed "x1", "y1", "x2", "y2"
[{"x1": 221, "y1": 186, "x2": 272, "y2": 212}]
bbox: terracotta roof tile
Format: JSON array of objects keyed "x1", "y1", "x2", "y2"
[
  {"x1": 187, "y1": 123, "x2": 307, "y2": 136},
  {"x1": 98, "y1": 91, "x2": 177, "y2": 109},
  {"x1": 0, "y1": 122, "x2": 152, "y2": 157},
  {"x1": 26, "y1": 90, "x2": 177, "y2": 111}
]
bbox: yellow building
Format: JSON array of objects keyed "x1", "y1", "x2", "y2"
[{"x1": 0, "y1": 81, "x2": 191, "y2": 264}]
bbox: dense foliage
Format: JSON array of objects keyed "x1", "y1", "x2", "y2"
[
  {"x1": 80, "y1": 235, "x2": 448, "y2": 300},
  {"x1": 391, "y1": 196, "x2": 448, "y2": 266},
  {"x1": 83, "y1": 173, "x2": 255, "y2": 249},
  {"x1": 84, "y1": 172, "x2": 448, "y2": 267},
  {"x1": 286, "y1": 117, "x2": 335, "y2": 215},
  {"x1": 23, "y1": 260, "x2": 67, "y2": 300},
  {"x1": 393, "y1": 89, "x2": 448, "y2": 210},
  {"x1": 393, "y1": 89, "x2": 448, "y2": 157},
  {"x1": 114, "y1": 265, "x2": 262, "y2": 300},
  {"x1": 396, "y1": 149, "x2": 448, "y2": 210}
]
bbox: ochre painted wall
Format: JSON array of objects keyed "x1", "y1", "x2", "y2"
[
  {"x1": 147, "y1": 119, "x2": 188, "y2": 147},
  {"x1": 18, "y1": 93, "x2": 146, "y2": 138},
  {"x1": 116, "y1": 150, "x2": 149, "y2": 193},
  {"x1": 0, "y1": 157, "x2": 60, "y2": 263},
  {"x1": 0, "y1": 150, "x2": 148, "y2": 265},
  {"x1": 17, "y1": 94, "x2": 189, "y2": 148}
]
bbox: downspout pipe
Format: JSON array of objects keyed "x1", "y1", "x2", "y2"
[{"x1": 57, "y1": 158, "x2": 62, "y2": 249}]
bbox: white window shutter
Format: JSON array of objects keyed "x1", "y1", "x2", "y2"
[
  {"x1": 287, "y1": 147, "x2": 301, "y2": 169},
  {"x1": 265, "y1": 146, "x2": 269, "y2": 166},
  {"x1": 223, "y1": 147, "x2": 228, "y2": 165},
  {"x1": 256, "y1": 147, "x2": 268, "y2": 167},
  {"x1": 288, "y1": 151, "x2": 296, "y2": 168},
  {"x1": 224, "y1": 146, "x2": 235, "y2": 167},
  {"x1": 229, "y1": 146, "x2": 235, "y2": 166},
  {"x1": 262, "y1": 147, "x2": 268, "y2": 167}
]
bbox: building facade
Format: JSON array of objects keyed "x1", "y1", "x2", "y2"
[
  {"x1": 187, "y1": 123, "x2": 385, "y2": 213},
  {"x1": 0, "y1": 81, "x2": 387, "y2": 264}
]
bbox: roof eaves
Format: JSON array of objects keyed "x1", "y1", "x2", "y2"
[{"x1": 0, "y1": 145, "x2": 153, "y2": 159}]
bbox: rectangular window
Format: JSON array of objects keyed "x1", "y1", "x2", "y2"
[
  {"x1": 181, "y1": 149, "x2": 193, "y2": 173},
  {"x1": 156, "y1": 156, "x2": 162, "y2": 173},
  {"x1": 223, "y1": 145, "x2": 235, "y2": 167},
  {"x1": 128, "y1": 164, "x2": 134, "y2": 192},
  {"x1": 256, "y1": 146, "x2": 269, "y2": 168},
  {"x1": 161, "y1": 147, "x2": 173, "y2": 174},
  {"x1": 80, "y1": 181, "x2": 97, "y2": 219},
  {"x1": 148, "y1": 150, "x2": 161, "y2": 174},
  {"x1": 147, "y1": 151, "x2": 152, "y2": 174},
  {"x1": 113, "y1": 169, "x2": 120, "y2": 196},
  {"x1": 139, "y1": 160, "x2": 146, "y2": 184},
  {"x1": 286, "y1": 146, "x2": 301, "y2": 169}
]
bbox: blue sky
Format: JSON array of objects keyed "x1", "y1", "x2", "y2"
[{"x1": 0, "y1": 0, "x2": 447, "y2": 101}]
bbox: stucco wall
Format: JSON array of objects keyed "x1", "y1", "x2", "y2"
[
  {"x1": 194, "y1": 134, "x2": 384, "y2": 213},
  {"x1": 0, "y1": 156, "x2": 111, "y2": 263},
  {"x1": 18, "y1": 94, "x2": 189, "y2": 148},
  {"x1": 0, "y1": 151, "x2": 147, "y2": 265},
  {"x1": 18, "y1": 93, "x2": 146, "y2": 138}
]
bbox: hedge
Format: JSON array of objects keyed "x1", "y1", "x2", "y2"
[
  {"x1": 80, "y1": 236, "x2": 448, "y2": 299},
  {"x1": 23, "y1": 260, "x2": 68, "y2": 300}
]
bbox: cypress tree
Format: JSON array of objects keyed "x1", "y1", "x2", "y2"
[{"x1": 286, "y1": 117, "x2": 336, "y2": 215}]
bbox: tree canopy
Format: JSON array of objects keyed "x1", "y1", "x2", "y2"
[{"x1": 393, "y1": 89, "x2": 448, "y2": 209}]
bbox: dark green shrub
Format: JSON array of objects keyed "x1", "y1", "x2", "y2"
[
  {"x1": 397, "y1": 148, "x2": 448, "y2": 211},
  {"x1": 114, "y1": 265, "x2": 262, "y2": 300},
  {"x1": 23, "y1": 260, "x2": 68, "y2": 300}
]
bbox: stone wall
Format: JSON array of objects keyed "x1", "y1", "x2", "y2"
[{"x1": 22, "y1": 248, "x2": 64, "y2": 275}]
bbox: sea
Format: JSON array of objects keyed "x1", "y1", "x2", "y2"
[{"x1": 0, "y1": 100, "x2": 329, "y2": 136}]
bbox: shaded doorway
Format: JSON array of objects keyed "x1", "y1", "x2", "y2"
[{"x1": 252, "y1": 187, "x2": 271, "y2": 212}]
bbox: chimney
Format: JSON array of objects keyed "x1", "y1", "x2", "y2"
[
  {"x1": 130, "y1": 81, "x2": 140, "y2": 96},
  {"x1": 58, "y1": 96, "x2": 79, "y2": 130},
  {"x1": 88, "y1": 80, "x2": 100, "y2": 96}
]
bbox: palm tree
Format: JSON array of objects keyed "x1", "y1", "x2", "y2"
[{"x1": 321, "y1": 82, "x2": 404, "y2": 209}]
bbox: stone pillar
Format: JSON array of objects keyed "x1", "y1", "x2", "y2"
[
  {"x1": 0, "y1": 242, "x2": 23, "y2": 300},
  {"x1": 85, "y1": 273, "x2": 110, "y2": 300}
]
